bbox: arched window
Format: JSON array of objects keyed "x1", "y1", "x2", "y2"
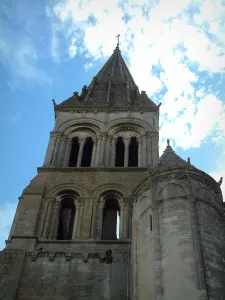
[
  {"x1": 68, "y1": 137, "x2": 79, "y2": 167},
  {"x1": 81, "y1": 137, "x2": 93, "y2": 167},
  {"x1": 115, "y1": 137, "x2": 125, "y2": 167},
  {"x1": 57, "y1": 197, "x2": 76, "y2": 240},
  {"x1": 128, "y1": 136, "x2": 138, "y2": 167},
  {"x1": 101, "y1": 197, "x2": 120, "y2": 240}
]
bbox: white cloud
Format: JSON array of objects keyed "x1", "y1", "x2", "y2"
[
  {"x1": 0, "y1": 202, "x2": 17, "y2": 251},
  {"x1": 47, "y1": 0, "x2": 225, "y2": 152}
]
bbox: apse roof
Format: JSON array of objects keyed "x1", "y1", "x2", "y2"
[{"x1": 152, "y1": 140, "x2": 196, "y2": 173}]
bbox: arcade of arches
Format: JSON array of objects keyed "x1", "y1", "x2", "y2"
[
  {"x1": 46, "y1": 191, "x2": 127, "y2": 241},
  {"x1": 68, "y1": 135, "x2": 140, "y2": 168}
]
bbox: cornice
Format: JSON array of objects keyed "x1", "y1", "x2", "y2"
[
  {"x1": 54, "y1": 106, "x2": 159, "y2": 113},
  {"x1": 37, "y1": 166, "x2": 148, "y2": 174}
]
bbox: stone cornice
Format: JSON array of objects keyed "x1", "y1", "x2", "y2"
[
  {"x1": 54, "y1": 106, "x2": 159, "y2": 114},
  {"x1": 37, "y1": 166, "x2": 148, "y2": 174}
]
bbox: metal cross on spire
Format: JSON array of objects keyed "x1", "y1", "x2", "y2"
[{"x1": 116, "y1": 34, "x2": 120, "y2": 47}]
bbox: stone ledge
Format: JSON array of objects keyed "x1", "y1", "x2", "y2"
[
  {"x1": 37, "y1": 238, "x2": 131, "y2": 244},
  {"x1": 38, "y1": 166, "x2": 148, "y2": 173}
]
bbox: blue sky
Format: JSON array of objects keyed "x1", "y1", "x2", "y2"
[{"x1": 0, "y1": 0, "x2": 225, "y2": 250}]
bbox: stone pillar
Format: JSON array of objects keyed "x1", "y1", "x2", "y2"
[
  {"x1": 72, "y1": 201, "x2": 82, "y2": 239},
  {"x1": 57, "y1": 135, "x2": 67, "y2": 167},
  {"x1": 95, "y1": 134, "x2": 102, "y2": 166},
  {"x1": 110, "y1": 138, "x2": 116, "y2": 167},
  {"x1": 119, "y1": 203, "x2": 125, "y2": 239},
  {"x1": 105, "y1": 135, "x2": 112, "y2": 167},
  {"x1": 48, "y1": 200, "x2": 61, "y2": 239},
  {"x1": 99, "y1": 133, "x2": 107, "y2": 166},
  {"x1": 43, "y1": 132, "x2": 58, "y2": 166},
  {"x1": 151, "y1": 132, "x2": 159, "y2": 165},
  {"x1": 122, "y1": 202, "x2": 129, "y2": 239},
  {"x1": 96, "y1": 200, "x2": 105, "y2": 240},
  {"x1": 41, "y1": 198, "x2": 53, "y2": 239},
  {"x1": 37, "y1": 200, "x2": 48, "y2": 237},
  {"x1": 76, "y1": 138, "x2": 85, "y2": 167},
  {"x1": 63, "y1": 138, "x2": 72, "y2": 167},
  {"x1": 142, "y1": 134, "x2": 147, "y2": 166},
  {"x1": 138, "y1": 138, "x2": 143, "y2": 167},
  {"x1": 91, "y1": 138, "x2": 97, "y2": 167},
  {"x1": 51, "y1": 133, "x2": 62, "y2": 166},
  {"x1": 90, "y1": 199, "x2": 98, "y2": 238},
  {"x1": 146, "y1": 133, "x2": 152, "y2": 165},
  {"x1": 124, "y1": 138, "x2": 130, "y2": 167}
]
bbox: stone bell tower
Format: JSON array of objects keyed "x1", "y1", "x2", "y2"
[
  {"x1": 1, "y1": 43, "x2": 225, "y2": 300},
  {"x1": 0, "y1": 44, "x2": 160, "y2": 300}
]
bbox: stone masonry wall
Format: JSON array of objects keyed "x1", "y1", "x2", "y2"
[{"x1": 16, "y1": 250, "x2": 129, "y2": 300}]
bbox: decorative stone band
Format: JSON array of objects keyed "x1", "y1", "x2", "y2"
[{"x1": 25, "y1": 250, "x2": 129, "y2": 264}]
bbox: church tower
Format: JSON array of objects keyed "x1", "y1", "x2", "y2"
[{"x1": 1, "y1": 44, "x2": 225, "y2": 300}]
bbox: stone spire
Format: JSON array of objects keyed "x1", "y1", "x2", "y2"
[
  {"x1": 152, "y1": 139, "x2": 195, "y2": 173},
  {"x1": 56, "y1": 46, "x2": 157, "y2": 110}
]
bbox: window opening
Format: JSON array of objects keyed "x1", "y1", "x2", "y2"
[
  {"x1": 101, "y1": 198, "x2": 120, "y2": 240},
  {"x1": 115, "y1": 137, "x2": 125, "y2": 167},
  {"x1": 68, "y1": 137, "x2": 79, "y2": 167},
  {"x1": 57, "y1": 198, "x2": 75, "y2": 240},
  {"x1": 81, "y1": 137, "x2": 93, "y2": 167},
  {"x1": 128, "y1": 136, "x2": 138, "y2": 167}
]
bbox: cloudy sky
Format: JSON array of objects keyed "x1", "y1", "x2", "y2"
[{"x1": 0, "y1": 0, "x2": 225, "y2": 250}]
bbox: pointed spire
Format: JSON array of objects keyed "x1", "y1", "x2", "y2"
[
  {"x1": 57, "y1": 45, "x2": 158, "y2": 109},
  {"x1": 152, "y1": 140, "x2": 195, "y2": 173}
]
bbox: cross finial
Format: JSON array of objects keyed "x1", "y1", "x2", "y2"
[{"x1": 116, "y1": 34, "x2": 120, "y2": 47}]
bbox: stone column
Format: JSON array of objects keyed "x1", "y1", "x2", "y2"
[
  {"x1": 91, "y1": 138, "x2": 97, "y2": 167},
  {"x1": 124, "y1": 138, "x2": 130, "y2": 167},
  {"x1": 146, "y1": 132, "x2": 152, "y2": 165},
  {"x1": 105, "y1": 135, "x2": 112, "y2": 167},
  {"x1": 51, "y1": 133, "x2": 62, "y2": 166},
  {"x1": 138, "y1": 138, "x2": 143, "y2": 167},
  {"x1": 96, "y1": 200, "x2": 105, "y2": 240},
  {"x1": 41, "y1": 198, "x2": 53, "y2": 239},
  {"x1": 142, "y1": 134, "x2": 147, "y2": 166},
  {"x1": 151, "y1": 133, "x2": 159, "y2": 165},
  {"x1": 122, "y1": 202, "x2": 129, "y2": 239},
  {"x1": 76, "y1": 138, "x2": 85, "y2": 167},
  {"x1": 110, "y1": 138, "x2": 116, "y2": 167},
  {"x1": 57, "y1": 135, "x2": 67, "y2": 167},
  {"x1": 95, "y1": 134, "x2": 102, "y2": 166},
  {"x1": 37, "y1": 200, "x2": 48, "y2": 237},
  {"x1": 72, "y1": 201, "x2": 82, "y2": 239},
  {"x1": 48, "y1": 200, "x2": 61, "y2": 239},
  {"x1": 63, "y1": 138, "x2": 72, "y2": 167},
  {"x1": 119, "y1": 203, "x2": 125, "y2": 239},
  {"x1": 43, "y1": 132, "x2": 58, "y2": 166},
  {"x1": 99, "y1": 133, "x2": 107, "y2": 166},
  {"x1": 90, "y1": 199, "x2": 98, "y2": 238}
]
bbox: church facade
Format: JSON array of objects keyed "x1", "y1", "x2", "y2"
[{"x1": 1, "y1": 45, "x2": 225, "y2": 300}]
